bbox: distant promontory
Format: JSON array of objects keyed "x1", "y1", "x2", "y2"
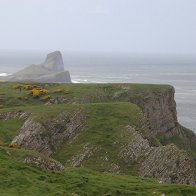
[{"x1": 2, "y1": 51, "x2": 71, "y2": 83}]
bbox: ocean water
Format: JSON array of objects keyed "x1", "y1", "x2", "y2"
[{"x1": 0, "y1": 62, "x2": 195, "y2": 133}]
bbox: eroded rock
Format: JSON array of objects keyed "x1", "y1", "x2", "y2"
[
  {"x1": 120, "y1": 125, "x2": 151, "y2": 163},
  {"x1": 0, "y1": 111, "x2": 30, "y2": 121},
  {"x1": 24, "y1": 156, "x2": 65, "y2": 171},
  {"x1": 139, "y1": 144, "x2": 195, "y2": 185},
  {"x1": 119, "y1": 126, "x2": 195, "y2": 185},
  {"x1": 11, "y1": 109, "x2": 86, "y2": 156}
]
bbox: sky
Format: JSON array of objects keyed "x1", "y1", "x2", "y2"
[{"x1": 0, "y1": 0, "x2": 195, "y2": 55}]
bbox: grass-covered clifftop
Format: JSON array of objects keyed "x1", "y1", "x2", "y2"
[{"x1": 0, "y1": 82, "x2": 196, "y2": 194}]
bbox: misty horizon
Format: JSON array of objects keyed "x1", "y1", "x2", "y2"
[{"x1": 0, "y1": 50, "x2": 196, "y2": 70}]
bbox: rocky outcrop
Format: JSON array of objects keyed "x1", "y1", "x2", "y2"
[
  {"x1": 0, "y1": 111, "x2": 30, "y2": 121},
  {"x1": 24, "y1": 156, "x2": 65, "y2": 171},
  {"x1": 5, "y1": 51, "x2": 71, "y2": 83},
  {"x1": 139, "y1": 144, "x2": 195, "y2": 185},
  {"x1": 43, "y1": 51, "x2": 64, "y2": 72},
  {"x1": 36, "y1": 71, "x2": 71, "y2": 83},
  {"x1": 130, "y1": 87, "x2": 180, "y2": 136},
  {"x1": 119, "y1": 126, "x2": 195, "y2": 185},
  {"x1": 120, "y1": 126, "x2": 150, "y2": 163},
  {"x1": 67, "y1": 144, "x2": 94, "y2": 167},
  {"x1": 11, "y1": 109, "x2": 86, "y2": 156}
]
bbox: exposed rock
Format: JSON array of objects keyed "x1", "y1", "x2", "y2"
[
  {"x1": 139, "y1": 144, "x2": 195, "y2": 185},
  {"x1": 120, "y1": 126, "x2": 151, "y2": 163},
  {"x1": 36, "y1": 71, "x2": 71, "y2": 83},
  {"x1": 119, "y1": 126, "x2": 195, "y2": 185},
  {"x1": 11, "y1": 118, "x2": 53, "y2": 155},
  {"x1": 11, "y1": 109, "x2": 86, "y2": 156},
  {"x1": 68, "y1": 144, "x2": 94, "y2": 167},
  {"x1": 109, "y1": 163, "x2": 120, "y2": 173},
  {"x1": 0, "y1": 111, "x2": 30, "y2": 121},
  {"x1": 43, "y1": 51, "x2": 64, "y2": 72},
  {"x1": 24, "y1": 156, "x2": 65, "y2": 171},
  {"x1": 45, "y1": 97, "x2": 68, "y2": 105},
  {"x1": 130, "y1": 87, "x2": 180, "y2": 136}
]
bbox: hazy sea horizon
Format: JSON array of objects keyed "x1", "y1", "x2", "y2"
[{"x1": 0, "y1": 55, "x2": 195, "y2": 133}]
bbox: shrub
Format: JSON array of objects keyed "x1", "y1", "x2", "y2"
[
  {"x1": 12, "y1": 84, "x2": 23, "y2": 90},
  {"x1": 23, "y1": 85, "x2": 36, "y2": 90},
  {"x1": 17, "y1": 96, "x2": 29, "y2": 101},
  {"x1": 29, "y1": 88, "x2": 49, "y2": 98},
  {"x1": 13, "y1": 84, "x2": 40, "y2": 90},
  {"x1": 53, "y1": 88, "x2": 70, "y2": 94},
  {"x1": 0, "y1": 142, "x2": 6, "y2": 146},
  {"x1": 9, "y1": 143, "x2": 20, "y2": 148},
  {"x1": 41, "y1": 95, "x2": 51, "y2": 102}
]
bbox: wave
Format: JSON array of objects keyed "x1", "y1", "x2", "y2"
[{"x1": 0, "y1": 73, "x2": 12, "y2": 77}]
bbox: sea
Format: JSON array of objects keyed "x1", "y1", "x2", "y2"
[{"x1": 0, "y1": 53, "x2": 195, "y2": 133}]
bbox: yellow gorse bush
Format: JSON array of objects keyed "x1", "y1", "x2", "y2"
[
  {"x1": 29, "y1": 88, "x2": 49, "y2": 97},
  {"x1": 9, "y1": 143, "x2": 20, "y2": 148}
]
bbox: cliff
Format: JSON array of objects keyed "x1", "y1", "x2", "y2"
[
  {"x1": 43, "y1": 51, "x2": 64, "y2": 72},
  {"x1": 130, "y1": 87, "x2": 179, "y2": 135},
  {"x1": 4, "y1": 51, "x2": 71, "y2": 83},
  {"x1": 0, "y1": 82, "x2": 196, "y2": 186}
]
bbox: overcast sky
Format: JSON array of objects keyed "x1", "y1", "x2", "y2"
[{"x1": 0, "y1": 0, "x2": 195, "y2": 55}]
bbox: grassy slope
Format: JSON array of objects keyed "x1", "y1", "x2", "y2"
[
  {"x1": 0, "y1": 118, "x2": 23, "y2": 144},
  {"x1": 53, "y1": 102, "x2": 142, "y2": 175},
  {"x1": 1, "y1": 147, "x2": 196, "y2": 196},
  {"x1": 1, "y1": 82, "x2": 196, "y2": 195}
]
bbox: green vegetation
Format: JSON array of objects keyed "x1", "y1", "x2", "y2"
[
  {"x1": 53, "y1": 102, "x2": 142, "y2": 174},
  {"x1": 0, "y1": 82, "x2": 172, "y2": 108},
  {"x1": 0, "y1": 82, "x2": 196, "y2": 195},
  {"x1": 0, "y1": 146, "x2": 196, "y2": 196},
  {"x1": 0, "y1": 118, "x2": 23, "y2": 145}
]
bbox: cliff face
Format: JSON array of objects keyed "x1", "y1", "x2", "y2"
[
  {"x1": 130, "y1": 87, "x2": 179, "y2": 136},
  {"x1": 43, "y1": 51, "x2": 64, "y2": 72}
]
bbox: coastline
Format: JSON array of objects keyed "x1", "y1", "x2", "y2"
[{"x1": 0, "y1": 70, "x2": 195, "y2": 132}]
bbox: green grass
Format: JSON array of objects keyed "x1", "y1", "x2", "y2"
[
  {"x1": 0, "y1": 118, "x2": 23, "y2": 144},
  {"x1": 0, "y1": 146, "x2": 196, "y2": 196},
  {"x1": 0, "y1": 82, "x2": 173, "y2": 109},
  {"x1": 53, "y1": 102, "x2": 145, "y2": 174}
]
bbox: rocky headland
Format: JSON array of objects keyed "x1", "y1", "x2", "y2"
[{"x1": 1, "y1": 51, "x2": 71, "y2": 83}]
